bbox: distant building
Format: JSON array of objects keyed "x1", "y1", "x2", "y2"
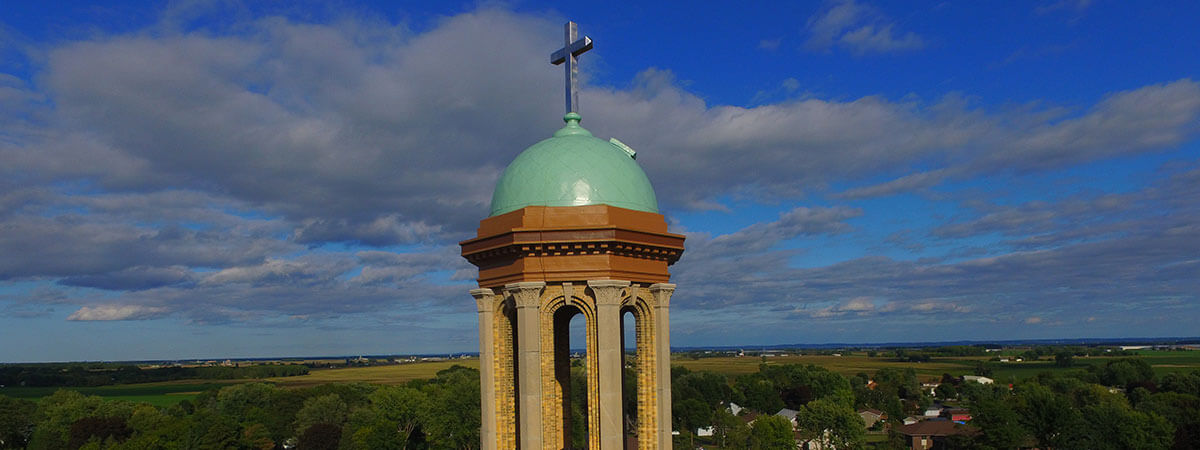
[
  {"x1": 775, "y1": 408, "x2": 799, "y2": 427},
  {"x1": 903, "y1": 416, "x2": 921, "y2": 425},
  {"x1": 941, "y1": 408, "x2": 972, "y2": 422},
  {"x1": 962, "y1": 375, "x2": 994, "y2": 385},
  {"x1": 923, "y1": 404, "x2": 944, "y2": 418},
  {"x1": 921, "y1": 382, "x2": 939, "y2": 396},
  {"x1": 1120, "y1": 345, "x2": 1151, "y2": 350},
  {"x1": 894, "y1": 421, "x2": 976, "y2": 450},
  {"x1": 858, "y1": 409, "x2": 887, "y2": 428},
  {"x1": 728, "y1": 402, "x2": 743, "y2": 416}
]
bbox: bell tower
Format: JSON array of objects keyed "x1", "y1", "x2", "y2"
[{"x1": 460, "y1": 21, "x2": 685, "y2": 450}]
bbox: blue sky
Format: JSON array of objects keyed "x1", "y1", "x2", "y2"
[{"x1": 1, "y1": 0, "x2": 1198, "y2": 362}]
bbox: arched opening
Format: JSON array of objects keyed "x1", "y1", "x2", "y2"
[
  {"x1": 621, "y1": 308, "x2": 640, "y2": 448},
  {"x1": 566, "y1": 312, "x2": 589, "y2": 448},
  {"x1": 549, "y1": 300, "x2": 594, "y2": 450}
]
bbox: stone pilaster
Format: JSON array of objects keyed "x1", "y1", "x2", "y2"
[
  {"x1": 495, "y1": 301, "x2": 517, "y2": 450},
  {"x1": 649, "y1": 283, "x2": 675, "y2": 450},
  {"x1": 589, "y1": 279, "x2": 630, "y2": 450},
  {"x1": 506, "y1": 281, "x2": 546, "y2": 450},
  {"x1": 471, "y1": 288, "x2": 498, "y2": 450}
]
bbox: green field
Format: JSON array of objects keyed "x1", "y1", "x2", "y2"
[
  {"x1": 672, "y1": 350, "x2": 1200, "y2": 382},
  {"x1": 0, "y1": 382, "x2": 235, "y2": 407}
]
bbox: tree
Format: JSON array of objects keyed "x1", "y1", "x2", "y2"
[
  {"x1": 26, "y1": 390, "x2": 134, "y2": 450},
  {"x1": 1079, "y1": 399, "x2": 1174, "y2": 449},
  {"x1": 0, "y1": 396, "x2": 36, "y2": 449},
  {"x1": 795, "y1": 398, "x2": 865, "y2": 449},
  {"x1": 294, "y1": 394, "x2": 349, "y2": 436},
  {"x1": 970, "y1": 397, "x2": 1028, "y2": 449},
  {"x1": 711, "y1": 409, "x2": 749, "y2": 449},
  {"x1": 1137, "y1": 391, "x2": 1200, "y2": 450},
  {"x1": 419, "y1": 365, "x2": 480, "y2": 449},
  {"x1": 367, "y1": 385, "x2": 428, "y2": 448},
  {"x1": 1098, "y1": 358, "x2": 1154, "y2": 387},
  {"x1": 298, "y1": 423, "x2": 342, "y2": 450},
  {"x1": 736, "y1": 376, "x2": 784, "y2": 414},
  {"x1": 215, "y1": 382, "x2": 277, "y2": 422},
  {"x1": 1014, "y1": 383, "x2": 1085, "y2": 449},
  {"x1": 1055, "y1": 352, "x2": 1075, "y2": 368},
  {"x1": 749, "y1": 415, "x2": 794, "y2": 450},
  {"x1": 1159, "y1": 370, "x2": 1200, "y2": 396},
  {"x1": 67, "y1": 417, "x2": 131, "y2": 449},
  {"x1": 674, "y1": 398, "x2": 711, "y2": 434},
  {"x1": 972, "y1": 361, "x2": 994, "y2": 377},
  {"x1": 935, "y1": 383, "x2": 958, "y2": 400}
]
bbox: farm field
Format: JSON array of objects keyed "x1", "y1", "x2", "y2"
[
  {"x1": 672, "y1": 350, "x2": 1200, "y2": 382},
  {"x1": 264, "y1": 359, "x2": 481, "y2": 387},
  {"x1": 0, "y1": 381, "x2": 235, "y2": 407},
  {"x1": 674, "y1": 354, "x2": 970, "y2": 378}
]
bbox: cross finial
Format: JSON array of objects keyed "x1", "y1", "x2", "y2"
[{"x1": 550, "y1": 21, "x2": 593, "y2": 114}]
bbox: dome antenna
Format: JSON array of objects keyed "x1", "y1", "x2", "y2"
[{"x1": 550, "y1": 21, "x2": 593, "y2": 115}]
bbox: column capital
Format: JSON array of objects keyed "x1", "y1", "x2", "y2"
[
  {"x1": 648, "y1": 283, "x2": 675, "y2": 308},
  {"x1": 504, "y1": 281, "x2": 545, "y2": 308},
  {"x1": 587, "y1": 280, "x2": 630, "y2": 306},
  {"x1": 470, "y1": 288, "x2": 496, "y2": 312}
]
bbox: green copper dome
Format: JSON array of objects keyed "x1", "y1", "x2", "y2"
[{"x1": 489, "y1": 113, "x2": 659, "y2": 216}]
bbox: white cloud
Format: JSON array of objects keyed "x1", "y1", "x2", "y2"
[
  {"x1": 805, "y1": 0, "x2": 925, "y2": 54},
  {"x1": 68, "y1": 304, "x2": 168, "y2": 321}
]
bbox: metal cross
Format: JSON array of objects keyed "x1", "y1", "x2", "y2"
[{"x1": 550, "y1": 21, "x2": 593, "y2": 114}]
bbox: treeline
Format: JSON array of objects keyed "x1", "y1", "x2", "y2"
[
  {"x1": 0, "y1": 364, "x2": 308, "y2": 388},
  {"x1": 0, "y1": 366, "x2": 479, "y2": 450},
  {"x1": 945, "y1": 368, "x2": 1199, "y2": 450},
  {"x1": 1, "y1": 359, "x2": 1197, "y2": 449}
]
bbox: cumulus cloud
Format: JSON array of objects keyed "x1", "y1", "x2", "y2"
[
  {"x1": 0, "y1": 5, "x2": 1197, "y2": 349},
  {"x1": 670, "y1": 163, "x2": 1200, "y2": 332}
]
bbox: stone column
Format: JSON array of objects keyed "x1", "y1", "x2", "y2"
[
  {"x1": 471, "y1": 288, "x2": 498, "y2": 450},
  {"x1": 649, "y1": 283, "x2": 676, "y2": 450},
  {"x1": 589, "y1": 279, "x2": 630, "y2": 450},
  {"x1": 506, "y1": 282, "x2": 545, "y2": 450}
]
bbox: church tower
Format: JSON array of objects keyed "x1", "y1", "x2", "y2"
[{"x1": 460, "y1": 22, "x2": 685, "y2": 450}]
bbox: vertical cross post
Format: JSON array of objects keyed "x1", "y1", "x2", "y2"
[{"x1": 550, "y1": 21, "x2": 593, "y2": 114}]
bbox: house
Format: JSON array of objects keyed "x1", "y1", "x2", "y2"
[
  {"x1": 796, "y1": 429, "x2": 836, "y2": 450},
  {"x1": 941, "y1": 408, "x2": 972, "y2": 422},
  {"x1": 858, "y1": 409, "x2": 887, "y2": 428},
  {"x1": 893, "y1": 420, "x2": 976, "y2": 450},
  {"x1": 902, "y1": 416, "x2": 921, "y2": 425},
  {"x1": 729, "y1": 402, "x2": 743, "y2": 416},
  {"x1": 922, "y1": 404, "x2": 944, "y2": 418},
  {"x1": 776, "y1": 408, "x2": 799, "y2": 427},
  {"x1": 740, "y1": 411, "x2": 762, "y2": 426},
  {"x1": 921, "y1": 382, "x2": 939, "y2": 396},
  {"x1": 696, "y1": 426, "x2": 714, "y2": 437},
  {"x1": 962, "y1": 375, "x2": 994, "y2": 385}
]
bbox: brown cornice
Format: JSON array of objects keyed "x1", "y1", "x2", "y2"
[{"x1": 460, "y1": 205, "x2": 686, "y2": 289}]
